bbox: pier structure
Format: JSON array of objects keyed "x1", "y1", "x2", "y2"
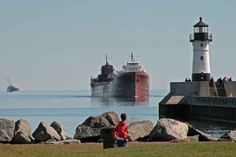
[{"x1": 159, "y1": 18, "x2": 236, "y2": 124}]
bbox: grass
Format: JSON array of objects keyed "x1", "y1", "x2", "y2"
[{"x1": 0, "y1": 142, "x2": 236, "y2": 157}]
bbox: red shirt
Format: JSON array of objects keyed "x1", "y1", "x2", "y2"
[{"x1": 112, "y1": 121, "x2": 128, "y2": 139}]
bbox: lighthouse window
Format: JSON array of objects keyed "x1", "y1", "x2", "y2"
[
  {"x1": 200, "y1": 56, "x2": 204, "y2": 60},
  {"x1": 201, "y1": 43, "x2": 204, "y2": 47}
]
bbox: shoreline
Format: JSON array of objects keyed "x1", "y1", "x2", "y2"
[{"x1": 0, "y1": 113, "x2": 235, "y2": 145}]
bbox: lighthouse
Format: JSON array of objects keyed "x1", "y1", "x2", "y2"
[{"x1": 190, "y1": 17, "x2": 212, "y2": 81}]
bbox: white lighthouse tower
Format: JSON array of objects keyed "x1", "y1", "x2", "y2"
[{"x1": 190, "y1": 17, "x2": 212, "y2": 81}]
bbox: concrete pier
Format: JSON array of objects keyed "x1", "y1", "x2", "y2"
[{"x1": 159, "y1": 81, "x2": 236, "y2": 124}]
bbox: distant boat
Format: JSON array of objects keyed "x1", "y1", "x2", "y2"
[
  {"x1": 90, "y1": 53, "x2": 149, "y2": 101},
  {"x1": 6, "y1": 85, "x2": 20, "y2": 92}
]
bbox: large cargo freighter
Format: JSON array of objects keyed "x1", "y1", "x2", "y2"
[{"x1": 90, "y1": 53, "x2": 149, "y2": 101}]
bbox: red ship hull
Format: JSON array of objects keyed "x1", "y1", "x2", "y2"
[
  {"x1": 91, "y1": 71, "x2": 149, "y2": 102},
  {"x1": 111, "y1": 71, "x2": 149, "y2": 101}
]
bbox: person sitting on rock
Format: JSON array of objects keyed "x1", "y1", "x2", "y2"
[{"x1": 112, "y1": 113, "x2": 129, "y2": 147}]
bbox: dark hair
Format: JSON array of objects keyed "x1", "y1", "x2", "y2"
[{"x1": 120, "y1": 113, "x2": 127, "y2": 121}]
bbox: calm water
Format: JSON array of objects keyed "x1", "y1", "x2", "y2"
[
  {"x1": 0, "y1": 90, "x2": 165, "y2": 136},
  {"x1": 0, "y1": 90, "x2": 231, "y2": 137}
]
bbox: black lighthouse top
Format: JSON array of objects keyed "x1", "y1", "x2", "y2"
[
  {"x1": 190, "y1": 17, "x2": 212, "y2": 42},
  {"x1": 194, "y1": 17, "x2": 208, "y2": 27}
]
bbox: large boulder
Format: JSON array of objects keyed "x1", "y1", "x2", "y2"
[
  {"x1": 187, "y1": 124, "x2": 219, "y2": 141},
  {"x1": 50, "y1": 121, "x2": 69, "y2": 140},
  {"x1": 128, "y1": 120, "x2": 153, "y2": 141},
  {"x1": 33, "y1": 122, "x2": 61, "y2": 142},
  {"x1": 12, "y1": 119, "x2": 34, "y2": 144},
  {"x1": 0, "y1": 118, "x2": 15, "y2": 143},
  {"x1": 82, "y1": 116, "x2": 110, "y2": 128},
  {"x1": 74, "y1": 125, "x2": 100, "y2": 142},
  {"x1": 82, "y1": 111, "x2": 119, "y2": 128},
  {"x1": 149, "y1": 118, "x2": 189, "y2": 141},
  {"x1": 74, "y1": 111, "x2": 119, "y2": 143},
  {"x1": 101, "y1": 112, "x2": 119, "y2": 126},
  {"x1": 220, "y1": 130, "x2": 236, "y2": 141}
]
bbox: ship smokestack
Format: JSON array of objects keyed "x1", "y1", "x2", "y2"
[
  {"x1": 130, "y1": 52, "x2": 135, "y2": 62},
  {"x1": 106, "y1": 54, "x2": 108, "y2": 64}
]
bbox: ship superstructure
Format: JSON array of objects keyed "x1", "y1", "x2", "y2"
[{"x1": 90, "y1": 55, "x2": 115, "y2": 97}]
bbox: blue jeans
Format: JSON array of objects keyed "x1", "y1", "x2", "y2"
[{"x1": 117, "y1": 140, "x2": 128, "y2": 147}]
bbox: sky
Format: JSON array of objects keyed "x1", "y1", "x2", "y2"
[{"x1": 0, "y1": 0, "x2": 235, "y2": 91}]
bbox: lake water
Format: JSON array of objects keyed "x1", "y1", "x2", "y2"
[
  {"x1": 0, "y1": 90, "x2": 165, "y2": 136},
  {"x1": 0, "y1": 90, "x2": 231, "y2": 138}
]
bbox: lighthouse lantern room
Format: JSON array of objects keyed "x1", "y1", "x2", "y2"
[{"x1": 190, "y1": 17, "x2": 212, "y2": 81}]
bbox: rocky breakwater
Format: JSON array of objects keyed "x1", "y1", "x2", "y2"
[
  {"x1": 74, "y1": 111, "x2": 154, "y2": 143},
  {"x1": 73, "y1": 113, "x2": 220, "y2": 143},
  {"x1": 0, "y1": 118, "x2": 15, "y2": 143},
  {"x1": 128, "y1": 120, "x2": 153, "y2": 141},
  {"x1": 0, "y1": 118, "x2": 79, "y2": 144},
  {"x1": 32, "y1": 121, "x2": 79, "y2": 144},
  {"x1": 12, "y1": 119, "x2": 34, "y2": 144},
  {"x1": 149, "y1": 118, "x2": 219, "y2": 142},
  {"x1": 1, "y1": 112, "x2": 236, "y2": 144},
  {"x1": 149, "y1": 118, "x2": 189, "y2": 141},
  {"x1": 221, "y1": 130, "x2": 236, "y2": 141}
]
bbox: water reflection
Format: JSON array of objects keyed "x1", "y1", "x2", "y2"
[{"x1": 91, "y1": 96, "x2": 150, "y2": 106}]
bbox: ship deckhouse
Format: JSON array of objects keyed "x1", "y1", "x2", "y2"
[{"x1": 121, "y1": 53, "x2": 146, "y2": 73}]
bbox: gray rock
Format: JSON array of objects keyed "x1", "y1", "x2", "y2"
[
  {"x1": 82, "y1": 116, "x2": 110, "y2": 128},
  {"x1": 82, "y1": 111, "x2": 119, "y2": 128},
  {"x1": 220, "y1": 130, "x2": 236, "y2": 141},
  {"x1": 0, "y1": 118, "x2": 15, "y2": 143},
  {"x1": 101, "y1": 112, "x2": 119, "y2": 126},
  {"x1": 187, "y1": 135, "x2": 199, "y2": 142},
  {"x1": 44, "y1": 139, "x2": 81, "y2": 144},
  {"x1": 128, "y1": 120, "x2": 153, "y2": 141},
  {"x1": 149, "y1": 118, "x2": 189, "y2": 141},
  {"x1": 50, "y1": 121, "x2": 69, "y2": 140},
  {"x1": 74, "y1": 111, "x2": 119, "y2": 143},
  {"x1": 60, "y1": 130, "x2": 70, "y2": 140},
  {"x1": 187, "y1": 124, "x2": 219, "y2": 141},
  {"x1": 50, "y1": 121, "x2": 62, "y2": 133},
  {"x1": 12, "y1": 119, "x2": 34, "y2": 144},
  {"x1": 74, "y1": 125, "x2": 101, "y2": 142},
  {"x1": 33, "y1": 122, "x2": 61, "y2": 142}
]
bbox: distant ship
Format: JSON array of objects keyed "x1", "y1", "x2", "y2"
[
  {"x1": 90, "y1": 53, "x2": 149, "y2": 101},
  {"x1": 6, "y1": 85, "x2": 20, "y2": 92}
]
